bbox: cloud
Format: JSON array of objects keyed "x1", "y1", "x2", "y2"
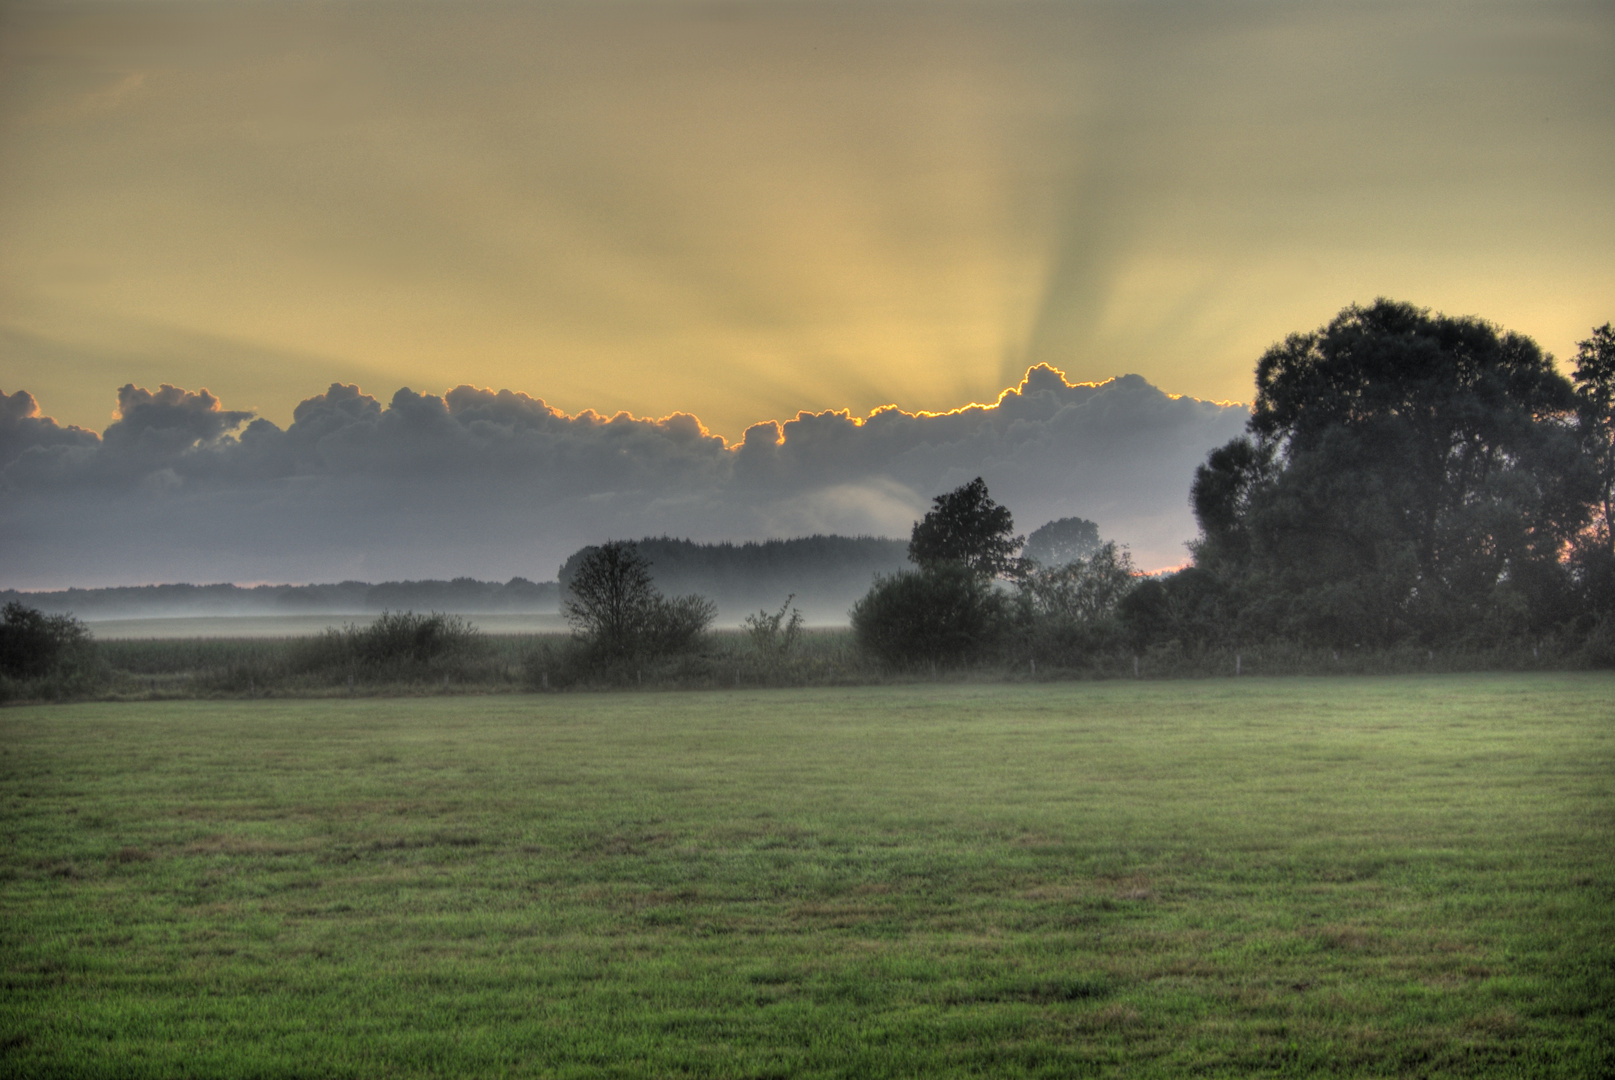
[
  {"x1": 106, "y1": 382, "x2": 255, "y2": 453},
  {"x1": 0, "y1": 368, "x2": 1247, "y2": 589},
  {"x1": 0, "y1": 389, "x2": 101, "y2": 481}
]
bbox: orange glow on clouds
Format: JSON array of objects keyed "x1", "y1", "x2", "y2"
[{"x1": 0, "y1": 1, "x2": 1609, "y2": 442}]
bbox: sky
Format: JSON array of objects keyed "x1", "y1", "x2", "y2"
[{"x1": 1, "y1": 0, "x2": 1612, "y2": 589}]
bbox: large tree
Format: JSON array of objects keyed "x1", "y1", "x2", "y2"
[
  {"x1": 908, "y1": 477, "x2": 1023, "y2": 579},
  {"x1": 1190, "y1": 299, "x2": 1593, "y2": 644}
]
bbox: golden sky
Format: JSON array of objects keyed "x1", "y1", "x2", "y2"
[{"x1": 2, "y1": 0, "x2": 1611, "y2": 440}]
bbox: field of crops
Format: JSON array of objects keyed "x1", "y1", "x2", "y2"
[{"x1": 3, "y1": 675, "x2": 1611, "y2": 1077}]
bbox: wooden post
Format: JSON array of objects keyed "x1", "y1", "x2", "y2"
[
  {"x1": 1235, "y1": 653, "x2": 1241, "y2": 676},
  {"x1": 541, "y1": 671, "x2": 549, "y2": 690},
  {"x1": 1133, "y1": 656, "x2": 1139, "y2": 678}
]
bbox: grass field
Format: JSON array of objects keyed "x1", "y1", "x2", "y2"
[{"x1": 2, "y1": 675, "x2": 1611, "y2": 1077}]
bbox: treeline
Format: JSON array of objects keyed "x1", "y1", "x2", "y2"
[
  {"x1": 9, "y1": 536, "x2": 914, "y2": 623},
  {"x1": 850, "y1": 302, "x2": 1615, "y2": 672},
  {"x1": 557, "y1": 535, "x2": 910, "y2": 621},
  {"x1": 0, "y1": 577, "x2": 560, "y2": 619}
]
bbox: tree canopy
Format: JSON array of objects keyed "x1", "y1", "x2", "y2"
[
  {"x1": 1022, "y1": 516, "x2": 1101, "y2": 568},
  {"x1": 907, "y1": 477, "x2": 1023, "y2": 579},
  {"x1": 1189, "y1": 299, "x2": 1595, "y2": 644},
  {"x1": 1574, "y1": 324, "x2": 1615, "y2": 554}
]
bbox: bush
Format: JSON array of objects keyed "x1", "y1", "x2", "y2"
[
  {"x1": 743, "y1": 595, "x2": 805, "y2": 659},
  {"x1": 294, "y1": 610, "x2": 486, "y2": 679},
  {"x1": 0, "y1": 602, "x2": 103, "y2": 701},
  {"x1": 0, "y1": 602, "x2": 97, "y2": 679},
  {"x1": 646, "y1": 593, "x2": 718, "y2": 656},
  {"x1": 1575, "y1": 617, "x2": 1615, "y2": 668},
  {"x1": 851, "y1": 563, "x2": 1007, "y2": 669}
]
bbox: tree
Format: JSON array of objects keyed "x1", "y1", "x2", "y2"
[
  {"x1": 1190, "y1": 299, "x2": 1594, "y2": 644},
  {"x1": 908, "y1": 477, "x2": 1023, "y2": 579},
  {"x1": 1574, "y1": 324, "x2": 1615, "y2": 554},
  {"x1": 1012, "y1": 542, "x2": 1139, "y2": 662},
  {"x1": 1022, "y1": 516, "x2": 1102, "y2": 568},
  {"x1": 1572, "y1": 324, "x2": 1615, "y2": 615},
  {"x1": 1188, "y1": 436, "x2": 1278, "y2": 575},
  {"x1": 563, "y1": 541, "x2": 659, "y2": 658},
  {"x1": 562, "y1": 540, "x2": 716, "y2": 659},
  {"x1": 1017, "y1": 542, "x2": 1137, "y2": 624}
]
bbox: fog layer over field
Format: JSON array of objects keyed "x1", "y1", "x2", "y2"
[{"x1": 1, "y1": 367, "x2": 1246, "y2": 589}]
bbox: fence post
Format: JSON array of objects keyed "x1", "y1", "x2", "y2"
[
  {"x1": 1235, "y1": 653, "x2": 1241, "y2": 676},
  {"x1": 1133, "y1": 656, "x2": 1139, "y2": 678}
]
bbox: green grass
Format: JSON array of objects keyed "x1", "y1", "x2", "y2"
[{"x1": 2, "y1": 675, "x2": 1611, "y2": 1077}]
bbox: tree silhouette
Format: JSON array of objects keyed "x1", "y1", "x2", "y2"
[
  {"x1": 562, "y1": 540, "x2": 716, "y2": 659},
  {"x1": 1190, "y1": 299, "x2": 1594, "y2": 643},
  {"x1": 562, "y1": 541, "x2": 658, "y2": 658},
  {"x1": 1574, "y1": 324, "x2": 1615, "y2": 555},
  {"x1": 908, "y1": 477, "x2": 1023, "y2": 579},
  {"x1": 1022, "y1": 516, "x2": 1102, "y2": 567}
]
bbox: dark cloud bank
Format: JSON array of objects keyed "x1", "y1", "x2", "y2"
[{"x1": 1, "y1": 368, "x2": 1247, "y2": 590}]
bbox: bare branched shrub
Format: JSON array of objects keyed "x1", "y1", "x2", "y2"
[{"x1": 743, "y1": 595, "x2": 804, "y2": 659}]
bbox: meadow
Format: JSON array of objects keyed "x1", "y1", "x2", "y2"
[{"x1": 2, "y1": 675, "x2": 1611, "y2": 1077}]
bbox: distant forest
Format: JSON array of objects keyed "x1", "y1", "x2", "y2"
[
  {"x1": 6, "y1": 535, "x2": 918, "y2": 623},
  {"x1": 559, "y1": 535, "x2": 912, "y2": 622},
  {"x1": 1, "y1": 577, "x2": 560, "y2": 620}
]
